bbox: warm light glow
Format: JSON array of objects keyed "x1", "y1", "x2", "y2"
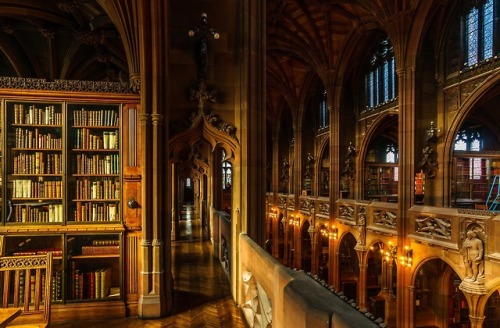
[
  {"x1": 400, "y1": 245, "x2": 413, "y2": 268},
  {"x1": 320, "y1": 224, "x2": 338, "y2": 240}
]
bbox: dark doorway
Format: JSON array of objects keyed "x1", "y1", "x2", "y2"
[{"x1": 184, "y1": 178, "x2": 194, "y2": 204}]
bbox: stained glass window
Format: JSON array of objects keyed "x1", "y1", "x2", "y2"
[
  {"x1": 454, "y1": 130, "x2": 482, "y2": 152},
  {"x1": 483, "y1": 0, "x2": 494, "y2": 58},
  {"x1": 364, "y1": 38, "x2": 397, "y2": 110},
  {"x1": 466, "y1": 6, "x2": 479, "y2": 65},
  {"x1": 319, "y1": 89, "x2": 328, "y2": 129},
  {"x1": 383, "y1": 61, "x2": 389, "y2": 102},
  {"x1": 386, "y1": 144, "x2": 398, "y2": 163},
  {"x1": 464, "y1": 0, "x2": 496, "y2": 67}
]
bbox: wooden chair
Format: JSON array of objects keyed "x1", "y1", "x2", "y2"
[{"x1": 0, "y1": 253, "x2": 53, "y2": 328}]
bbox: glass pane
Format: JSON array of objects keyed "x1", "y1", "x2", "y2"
[
  {"x1": 483, "y1": 0, "x2": 494, "y2": 59},
  {"x1": 455, "y1": 139, "x2": 467, "y2": 151},
  {"x1": 466, "y1": 7, "x2": 479, "y2": 66},
  {"x1": 383, "y1": 61, "x2": 389, "y2": 102}
]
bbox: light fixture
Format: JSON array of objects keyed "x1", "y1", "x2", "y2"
[
  {"x1": 399, "y1": 246, "x2": 413, "y2": 267},
  {"x1": 288, "y1": 213, "x2": 300, "y2": 227},
  {"x1": 320, "y1": 223, "x2": 338, "y2": 240},
  {"x1": 269, "y1": 207, "x2": 278, "y2": 219},
  {"x1": 384, "y1": 241, "x2": 398, "y2": 262}
]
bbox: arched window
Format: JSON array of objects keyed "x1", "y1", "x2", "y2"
[
  {"x1": 463, "y1": 0, "x2": 496, "y2": 67},
  {"x1": 319, "y1": 89, "x2": 328, "y2": 129},
  {"x1": 186, "y1": 178, "x2": 192, "y2": 187},
  {"x1": 386, "y1": 143, "x2": 398, "y2": 163},
  {"x1": 365, "y1": 38, "x2": 397, "y2": 110},
  {"x1": 454, "y1": 129, "x2": 483, "y2": 152},
  {"x1": 454, "y1": 129, "x2": 483, "y2": 181},
  {"x1": 222, "y1": 150, "x2": 232, "y2": 189}
]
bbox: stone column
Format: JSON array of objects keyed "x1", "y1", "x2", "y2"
[
  {"x1": 308, "y1": 226, "x2": 318, "y2": 275},
  {"x1": 137, "y1": 0, "x2": 170, "y2": 318},
  {"x1": 358, "y1": 262, "x2": 368, "y2": 310}
]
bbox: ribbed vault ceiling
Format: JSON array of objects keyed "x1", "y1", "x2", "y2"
[{"x1": 0, "y1": 0, "x2": 127, "y2": 81}]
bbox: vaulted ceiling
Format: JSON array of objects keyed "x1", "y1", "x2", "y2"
[
  {"x1": 265, "y1": 0, "x2": 446, "y2": 121},
  {"x1": 0, "y1": 0, "x2": 127, "y2": 82}
]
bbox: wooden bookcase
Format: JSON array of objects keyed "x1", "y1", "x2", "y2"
[
  {"x1": 452, "y1": 153, "x2": 500, "y2": 208},
  {"x1": 0, "y1": 88, "x2": 140, "y2": 321},
  {"x1": 364, "y1": 164, "x2": 398, "y2": 202}
]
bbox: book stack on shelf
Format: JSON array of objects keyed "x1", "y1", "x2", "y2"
[
  {"x1": 8, "y1": 101, "x2": 64, "y2": 224},
  {"x1": 69, "y1": 262, "x2": 114, "y2": 300},
  {"x1": 81, "y1": 239, "x2": 120, "y2": 255},
  {"x1": 69, "y1": 105, "x2": 121, "y2": 223}
]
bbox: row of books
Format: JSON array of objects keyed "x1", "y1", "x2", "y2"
[
  {"x1": 16, "y1": 269, "x2": 63, "y2": 304},
  {"x1": 69, "y1": 266, "x2": 114, "y2": 300},
  {"x1": 12, "y1": 248, "x2": 63, "y2": 257},
  {"x1": 14, "y1": 128, "x2": 63, "y2": 149},
  {"x1": 73, "y1": 108, "x2": 119, "y2": 127},
  {"x1": 13, "y1": 104, "x2": 62, "y2": 126},
  {"x1": 73, "y1": 202, "x2": 119, "y2": 222},
  {"x1": 13, "y1": 152, "x2": 63, "y2": 175},
  {"x1": 81, "y1": 245, "x2": 119, "y2": 255},
  {"x1": 74, "y1": 154, "x2": 120, "y2": 175},
  {"x1": 73, "y1": 129, "x2": 119, "y2": 150},
  {"x1": 92, "y1": 239, "x2": 120, "y2": 246},
  {"x1": 12, "y1": 179, "x2": 63, "y2": 198},
  {"x1": 12, "y1": 204, "x2": 64, "y2": 223},
  {"x1": 74, "y1": 178, "x2": 120, "y2": 200}
]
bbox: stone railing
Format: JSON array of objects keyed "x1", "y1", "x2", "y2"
[{"x1": 239, "y1": 234, "x2": 381, "y2": 328}]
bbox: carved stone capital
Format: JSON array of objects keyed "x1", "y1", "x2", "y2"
[
  {"x1": 139, "y1": 113, "x2": 150, "y2": 126},
  {"x1": 130, "y1": 74, "x2": 141, "y2": 94}
]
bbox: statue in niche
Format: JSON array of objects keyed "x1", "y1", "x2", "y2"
[
  {"x1": 418, "y1": 122, "x2": 439, "y2": 178},
  {"x1": 304, "y1": 153, "x2": 314, "y2": 179},
  {"x1": 280, "y1": 159, "x2": 290, "y2": 190},
  {"x1": 357, "y1": 210, "x2": 366, "y2": 245},
  {"x1": 462, "y1": 229, "x2": 484, "y2": 282},
  {"x1": 417, "y1": 145, "x2": 438, "y2": 179}
]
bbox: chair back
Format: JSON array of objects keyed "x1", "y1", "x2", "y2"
[{"x1": 0, "y1": 253, "x2": 53, "y2": 327}]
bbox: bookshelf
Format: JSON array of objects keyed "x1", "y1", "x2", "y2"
[
  {"x1": 67, "y1": 234, "x2": 121, "y2": 302},
  {"x1": 0, "y1": 95, "x2": 132, "y2": 321},
  {"x1": 364, "y1": 164, "x2": 398, "y2": 202},
  {"x1": 452, "y1": 153, "x2": 500, "y2": 208},
  {"x1": 6, "y1": 101, "x2": 64, "y2": 224},
  {"x1": 67, "y1": 104, "x2": 121, "y2": 223}
]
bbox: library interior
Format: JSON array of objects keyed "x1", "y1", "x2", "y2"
[{"x1": 0, "y1": 1, "x2": 499, "y2": 327}]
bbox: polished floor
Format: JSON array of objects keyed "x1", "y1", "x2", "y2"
[{"x1": 52, "y1": 204, "x2": 245, "y2": 327}]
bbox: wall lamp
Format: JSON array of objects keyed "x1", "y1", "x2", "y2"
[
  {"x1": 269, "y1": 207, "x2": 278, "y2": 219},
  {"x1": 383, "y1": 241, "x2": 398, "y2": 262},
  {"x1": 399, "y1": 246, "x2": 413, "y2": 267},
  {"x1": 320, "y1": 223, "x2": 338, "y2": 240},
  {"x1": 288, "y1": 213, "x2": 300, "y2": 227}
]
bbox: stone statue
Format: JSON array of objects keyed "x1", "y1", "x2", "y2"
[
  {"x1": 462, "y1": 230, "x2": 484, "y2": 282},
  {"x1": 304, "y1": 153, "x2": 314, "y2": 179}
]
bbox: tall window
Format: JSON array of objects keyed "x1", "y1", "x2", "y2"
[
  {"x1": 222, "y1": 149, "x2": 232, "y2": 189},
  {"x1": 386, "y1": 143, "x2": 398, "y2": 163},
  {"x1": 454, "y1": 129, "x2": 483, "y2": 180},
  {"x1": 318, "y1": 89, "x2": 328, "y2": 129},
  {"x1": 464, "y1": 0, "x2": 496, "y2": 67},
  {"x1": 365, "y1": 38, "x2": 397, "y2": 110}
]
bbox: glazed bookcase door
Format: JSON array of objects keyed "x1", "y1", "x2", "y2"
[
  {"x1": 5, "y1": 100, "x2": 64, "y2": 225},
  {"x1": 2, "y1": 234, "x2": 64, "y2": 303},
  {"x1": 66, "y1": 233, "x2": 122, "y2": 302},
  {"x1": 66, "y1": 103, "x2": 122, "y2": 224}
]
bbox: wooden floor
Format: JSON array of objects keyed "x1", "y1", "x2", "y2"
[{"x1": 52, "y1": 204, "x2": 245, "y2": 328}]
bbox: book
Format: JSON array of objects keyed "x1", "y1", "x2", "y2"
[{"x1": 81, "y1": 245, "x2": 119, "y2": 255}]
